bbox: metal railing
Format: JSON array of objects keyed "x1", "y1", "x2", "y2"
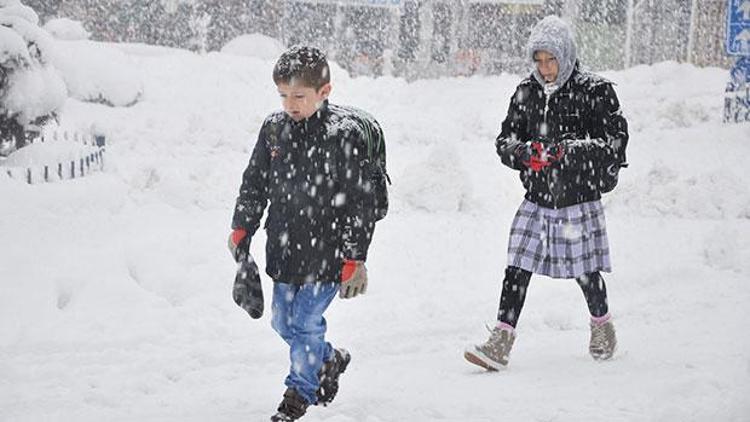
[{"x1": 1, "y1": 129, "x2": 106, "y2": 184}]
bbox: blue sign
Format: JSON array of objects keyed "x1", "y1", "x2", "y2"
[
  {"x1": 727, "y1": 0, "x2": 750, "y2": 55},
  {"x1": 724, "y1": 56, "x2": 750, "y2": 123}
]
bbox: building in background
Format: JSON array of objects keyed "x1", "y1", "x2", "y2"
[{"x1": 25, "y1": 0, "x2": 732, "y2": 78}]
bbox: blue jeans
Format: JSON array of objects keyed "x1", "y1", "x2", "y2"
[{"x1": 271, "y1": 281, "x2": 339, "y2": 404}]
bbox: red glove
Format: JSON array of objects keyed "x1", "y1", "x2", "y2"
[
  {"x1": 228, "y1": 228, "x2": 249, "y2": 262},
  {"x1": 340, "y1": 259, "x2": 367, "y2": 299},
  {"x1": 522, "y1": 141, "x2": 564, "y2": 171},
  {"x1": 341, "y1": 259, "x2": 358, "y2": 282},
  {"x1": 524, "y1": 155, "x2": 551, "y2": 172},
  {"x1": 523, "y1": 142, "x2": 551, "y2": 172}
]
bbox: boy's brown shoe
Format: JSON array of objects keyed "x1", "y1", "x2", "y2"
[
  {"x1": 317, "y1": 348, "x2": 351, "y2": 406},
  {"x1": 270, "y1": 388, "x2": 308, "y2": 421}
]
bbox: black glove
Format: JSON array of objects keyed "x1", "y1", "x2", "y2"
[{"x1": 233, "y1": 252, "x2": 264, "y2": 319}]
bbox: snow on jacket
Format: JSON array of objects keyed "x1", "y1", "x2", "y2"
[
  {"x1": 495, "y1": 67, "x2": 629, "y2": 209},
  {"x1": 495, "y1": 15, "x2": 628, "y2": 209},
  {"x1": 232, "y1": 100, "x2": 379, "y2": 284}
]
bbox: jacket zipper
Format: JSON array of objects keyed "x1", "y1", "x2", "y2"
[{"x1": 542, "y1": 87, "x2": 559, "y2": 208}]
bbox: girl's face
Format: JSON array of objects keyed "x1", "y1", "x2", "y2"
[{"x1": 534, "y1": 50, "x2": 559, "y2": 83}]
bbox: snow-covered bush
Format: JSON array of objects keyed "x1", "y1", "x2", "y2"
[
  {"x1": 220, "y1": 33, "x2": 352, "y2": 82},
  {"x1": 50, "y1": 40, "x2": 143, "y2": 108},
  {"x1": 0, "y1": 0, "x2": 36, "y2": 23},
  {"x1": 220, "y1": 33, "x2": 285, "y2": 61},
  {"x1": 0, "y1": 0, "x2": 66, "y2": 156},
  {"x1": 43, "y1": 17, "x2": 90, "y2": 41}
]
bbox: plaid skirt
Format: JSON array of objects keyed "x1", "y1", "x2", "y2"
[{"x1": 507, "y1": 199, "x2": 612, "y2": 279}]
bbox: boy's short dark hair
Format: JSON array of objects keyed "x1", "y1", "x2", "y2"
[{"x1": 272, "y1": 46, "x2": 330, "y2": 90}]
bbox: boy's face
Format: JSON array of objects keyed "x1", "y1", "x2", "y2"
[
  {"x1": 533, "y1": 50, "x2": 559, "y2": 83},
  {"x1": 277, "y1": 82, "x2": 332, "y2": 122}
]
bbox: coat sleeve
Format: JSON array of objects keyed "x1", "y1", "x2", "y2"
[
  {"x1": 495, "y1": 85, "x2": 529, "y2": 171},
  {"x1": 231, "y1": 122, "x2": 271, "y2": 235},
  {"x1": 340, "y1": 126, "x2": 377, "y2": 262},
  {"x1": 563, "y1": 82, "x2": 629, "y2": 167}
]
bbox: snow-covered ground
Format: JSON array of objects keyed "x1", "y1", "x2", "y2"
[{"x1": 1, "y1": 39, "x2": 749, "y2": 422}]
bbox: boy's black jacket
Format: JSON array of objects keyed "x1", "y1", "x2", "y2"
[
  {"x1": 495, "y1": 67, "x2": 629, "y2": 208},
  {"x1": 232, "y1": 101, "x2": 379, "y2": 284}
]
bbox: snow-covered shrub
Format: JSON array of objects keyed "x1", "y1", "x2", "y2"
[
  {"x1": 220, "y1": 34, "x2": 352, "y2": 82},
  {"x1": 0, "y1": 0, "x2": 66, "y2": 156},
  {"x1": 220, "y1": 33, "x2": 285, "y2": 61},
  {"x1": 43, "y1": 17, "x2": 90, "y2": 41},
  {"x1": 0, "y1": 0, "x2": 37, "y2": 24},
  {"x1": 50, "y1": 40, "x2": 143, "y2": 107}
]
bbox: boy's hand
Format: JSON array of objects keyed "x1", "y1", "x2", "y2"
[
  {"x1": 228, "y1": 228, "x2": 250, "y2": 262},
  {"x1": 340, "y1": 259, "x2": 367, "y2": 299}
]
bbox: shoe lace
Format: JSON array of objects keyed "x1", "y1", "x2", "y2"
[
  {"x1": 317, "y1": 351, "x2": 344, "y2": 404},
  {"x1": 483, "y1": 323, "x2": 514, "y2": 349},
  {"x1": 591, "y1": 323, "x2": 608, "y2": 347}
]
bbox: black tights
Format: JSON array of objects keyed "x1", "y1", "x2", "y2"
[{"x1": 497, "y1": 266, "x2": 609, "y2": 328}]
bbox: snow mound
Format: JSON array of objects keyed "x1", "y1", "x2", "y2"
[
  {"x1": 612, "y1": 164, "x2": 750, "y2": 219},
  {"x1": 43, "y1": 17, "x2": 90, "y2": 41},
  {"x1": 220, "y1": 33, "x2": 284, "y2": 61},
  {"x1": 397, "y1": 144, "x2": 473, "y2": 212},
  {"x1": 615, "y1": 61, "x2": 726, "y2": 131},
  {"x1": 1, "y1": 137, "x2": 97, "y2": 169},
  {"x1": 51, "y1": 40, "x2": 142, "y2": 107}
]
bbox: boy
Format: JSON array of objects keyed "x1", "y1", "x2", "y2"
[
  {"x1": 464, "y1": 16, "x2": 628, "y2": 370},
  {"x1": 229, "y1": 46, "x2": 387, "y2": 421}
]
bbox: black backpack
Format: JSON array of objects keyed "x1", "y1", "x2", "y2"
[
  {"x1": 341, "y1": 107, "x2": 390, "y2": 221},
  {"x1": 599, "y1": 162, "x2": 627, "y2": 194}
]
